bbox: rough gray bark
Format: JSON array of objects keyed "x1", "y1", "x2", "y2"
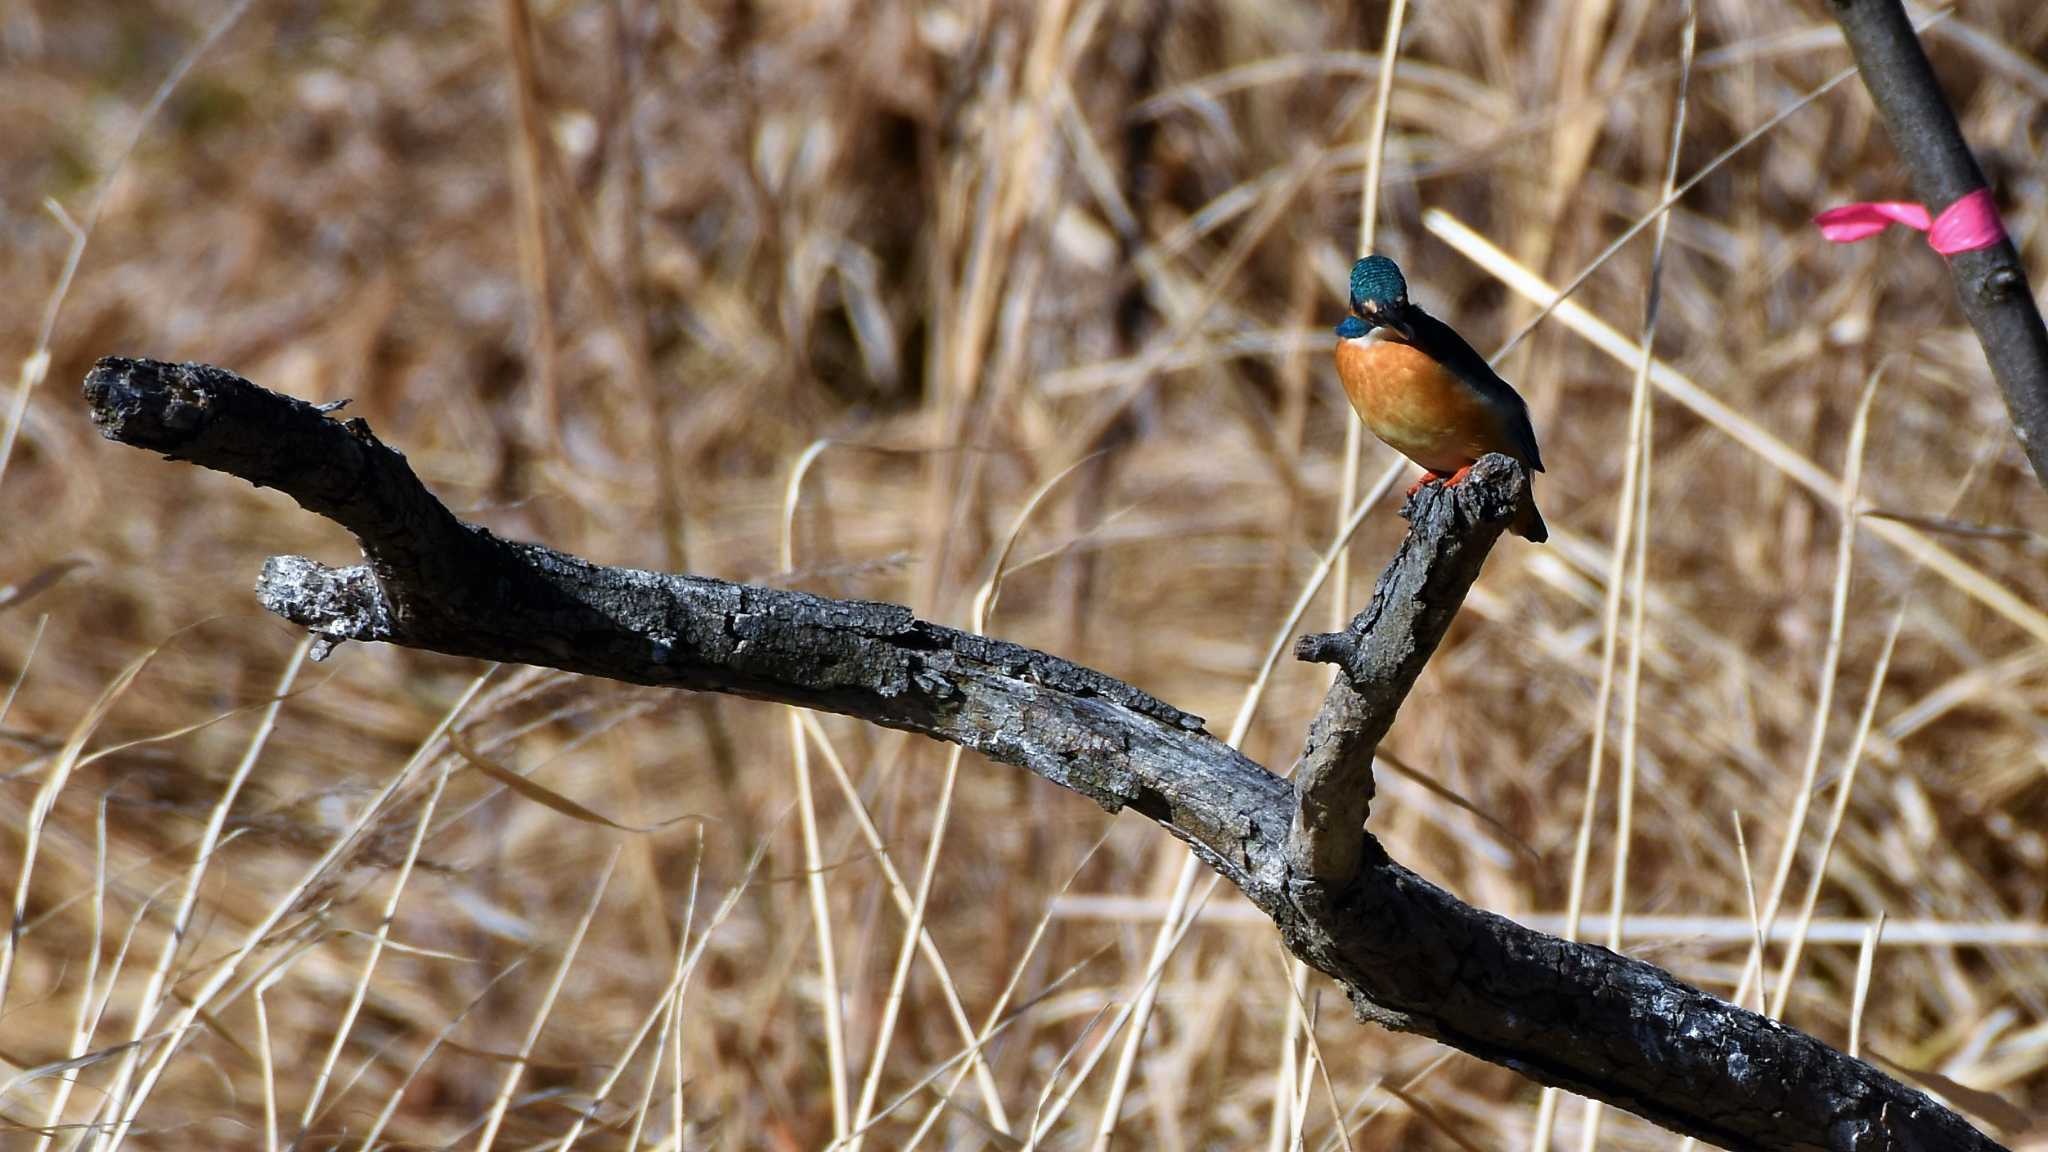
[
  {"x1": 82, "y1": 356, "x2": 2008, "y2": 1152},
  {"x1": 1289, "y1": 453, "x2": 1523, "y2": 884},
  {"x1": 1829, "y1": 0, "x2": 2048, "y2": 489}
]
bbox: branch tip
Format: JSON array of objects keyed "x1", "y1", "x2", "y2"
[{"x1": 1289, "y1": 452, "x2": 1526, "y2": 886}]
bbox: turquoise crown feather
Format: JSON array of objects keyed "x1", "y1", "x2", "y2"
[{"x1": 1349, "y1": 255, "x2": 1407, "y2": 308}]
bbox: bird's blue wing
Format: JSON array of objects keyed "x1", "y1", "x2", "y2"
[{"x1": 1405, "y1": 308, "x2": 1545, "y2": 472}]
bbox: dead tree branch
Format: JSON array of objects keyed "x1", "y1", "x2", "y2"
[
  {"x1": 1829, "y1": 0, "x2": 2048, "y2": 488},
  {"x1": 1289, "y1": 453, "x2": 1523, "y2": 884},
  {"x1": 83, "y1": 356, "x2": 2008, "y2": 1152}
]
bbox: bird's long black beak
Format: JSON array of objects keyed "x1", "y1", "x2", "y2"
[{"x1": 1360, "y1": 300, "x2": 1418, "y2": 343}]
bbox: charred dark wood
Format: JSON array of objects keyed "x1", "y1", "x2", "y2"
[
  {"x1": 83, "y1": 356, "x2": 2008, "y2": 1151},
  {"x1": 1289, "y1": 454, "x2": 1525, "y2": 884}
]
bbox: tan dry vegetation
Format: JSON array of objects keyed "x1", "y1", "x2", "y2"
[{"x1": 2, "y1": 1, "x2": 2046, "y2": 1149}]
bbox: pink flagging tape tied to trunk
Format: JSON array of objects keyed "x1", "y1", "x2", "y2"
[{"x1": 1815, "y1": 187, "x2": 2005, "y2": 255}]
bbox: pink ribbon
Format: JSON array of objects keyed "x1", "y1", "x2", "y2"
[{"x1": 1814, "y1": 187, "x2": 2005, "y2": 255}]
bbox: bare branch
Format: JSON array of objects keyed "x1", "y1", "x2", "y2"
[
  {"x1": 83, "y1": 356, "x2": 2009, "y2": 1152},
  {"x1": 1290, "y1": 454, "x2": 1525, "y2": 884},
  {"x1": 1829, "y1": 0, "x2": 2048, "y2": 488}
]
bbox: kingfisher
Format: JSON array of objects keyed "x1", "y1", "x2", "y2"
[{"x1": 1334, "y1": 255, "x2": 1547, "y2": 542}]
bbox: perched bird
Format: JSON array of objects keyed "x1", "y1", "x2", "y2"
[{"x1": 1334, "y1": 255, "x2": 1548, "y2": 542}]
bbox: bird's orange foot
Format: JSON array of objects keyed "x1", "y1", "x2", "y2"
[
  {"x1": 1405, "y1": 471, "x2": 1448, "y2": 498},
  {"x1": 1442, "y1": 464, "x2": 1476, "y2": 487}
]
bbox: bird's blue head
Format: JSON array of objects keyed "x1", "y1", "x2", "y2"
[
  {"x1": 1340, "y1": 255, "x2": 1416, "y2": 341},
  {"x1": 1349, "y1": 255, "x2": 1408, "y2": 315}
]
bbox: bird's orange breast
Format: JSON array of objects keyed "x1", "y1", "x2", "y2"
[{"x1": 1335, "y1": 337, "x2": 1517, "y2": 473}]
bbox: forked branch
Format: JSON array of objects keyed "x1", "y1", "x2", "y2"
[
  {"x1": 1290, "y1": 452, "x2": 1524, "y2": 884},
  {"x1": 83, "y1": 356, "x2": 2006, "y2": 1151}
]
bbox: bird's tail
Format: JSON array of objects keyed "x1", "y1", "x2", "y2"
[{"x1": 1512, "y1": 490, "x2": 1548, "y2": 543}]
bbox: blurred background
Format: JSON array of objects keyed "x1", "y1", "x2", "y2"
[{"x1": 2, "y1": 1, "x2": 2046, "y2": 1148}]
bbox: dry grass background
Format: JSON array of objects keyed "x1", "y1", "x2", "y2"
[{"x1": 2, "y1": 1, "x2": 2047, "y2": 1149}]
